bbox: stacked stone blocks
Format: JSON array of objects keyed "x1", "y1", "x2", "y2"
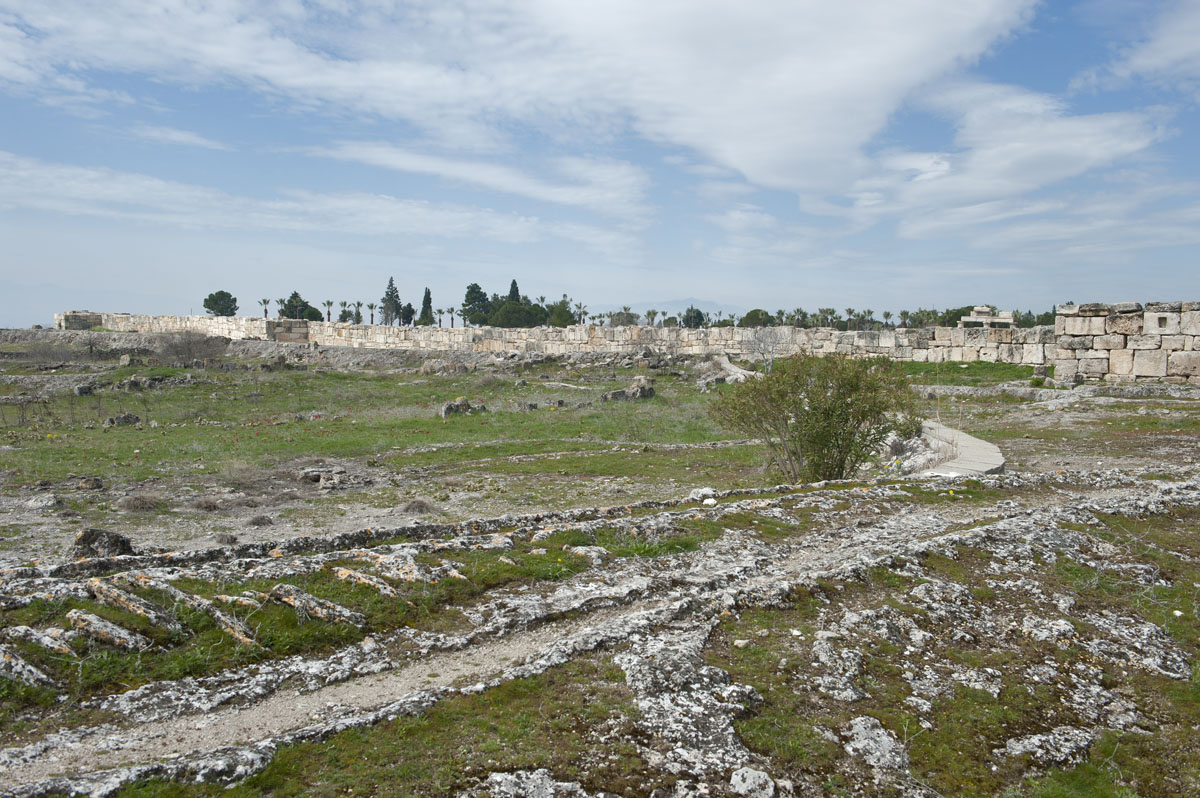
[{"x1": 1053, "y1": 302, "x2": 1200, "y2": 383}]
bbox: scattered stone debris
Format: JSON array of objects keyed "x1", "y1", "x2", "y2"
[
  {"x1": 601, "y1": 375, "x2": 655, "y2": 402},
  {"x1": 439, "y1": 396, "x2": 487, "y2": 418},
  {"x1": 102, "y1": 412, "x2": 140, "y2": 427}
]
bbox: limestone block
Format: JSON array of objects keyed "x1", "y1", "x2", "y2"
[
  {"x1": 1077, "y1": 303, "x2": 1112, "y2": 316},
  {"x1": 964, "y1": 328, "x2": 988, "y2": 346},
  {"x1": 928, "y1": 348, "x2": 946, "y2": 363},
  {"x1": 934, "y1": 327, "x2": 950, "y2": 342},
  {"x1": 1057, "y1": 336, "x2": 1092, "y2": 350},
  {"x1": 1144, "y1": 312, "x2": 1180, "y2": 335},
  {"x1": 1055, "y1": 359, "x2": 1079, "y2": 381},
  {"x1": 1145, "y1": 301, "x2": 1182, "y2": 313},
  {"x1": 978, "y1": 346, "x2": 998, "y2": 362},
  {"x1": 1093, "y1": 334, "x2": 1125, "y2": 350},
  {"x1": 1105, "y1": 313, "x2": 1143, "y2": 335},
  {"x1": 1077, "y1": 348, "x2": 1108, "y2": 359},
  {"x1": 1063, "y1": 316, "x2": 1105, "y2": 335},
  {"x1": 991, "y1": 328, "x2": 1013, "y2": 344},
  {"x1": 1077, "y1": 357, "x2": 1109, "y2": 375},
  {"x1": 1127, "y1": 334, "x2": 1161, "y2": 350},
  {"x1": 1022, "y1": 344, "x2": 1046, "y2": 364},
  {"x1": 1133, "y1": 349, "x2": 1168, "y2": 377},
  {"x1": 1162, "y1": 335, "x2": 1187, "y2": 351},
  {"x1": 1027, "y1": 326, "x2": 1056, "y2": 344},
  {"x1": 1056, "y1": 304, "x2": 1079, "y2": 316},
  {"x1": 1109, "y1": 349, "x2": 1134, "y2": 375},
  {"x1": 911, "y1": 349, "x2": 929, "y2": 362},
  {"x1": 948, "y1": 347, "x2": 964, "y2": 361},
  {"x1": 962, "y1": 347, "x2": 981, "y2": 362},
  {"x1": 1181, "y1": 311, "x2": 1200, "y2": 335},
  {"x1": 949, "y1": 328, "x2": 966, "y2": 346},
  {"x1": 1054, "y1": 316, "x2": 1066, "y2": 335},
  {"x1": 1110, "y1": 302, "x2": 1143, "y2": 314},
  {"x1": 1167, "y1": 351, "x2": 1200, "y2": 376}
]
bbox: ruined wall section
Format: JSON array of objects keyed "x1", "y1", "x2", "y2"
[
  {"x1": 54, "y1": 311, "x2": 1054, "y2": 365},
  {"x1": 1052, "y1": 302, "x2": 1200, "y2": 384}
]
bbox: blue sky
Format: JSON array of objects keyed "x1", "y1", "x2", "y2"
[{"x1": 2, "y1": 0, "x2": 1199, "y2": 327}]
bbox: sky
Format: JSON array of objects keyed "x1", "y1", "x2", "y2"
[{"x1": 2, "y1": 0, "x2": 1199, "y2": 327}]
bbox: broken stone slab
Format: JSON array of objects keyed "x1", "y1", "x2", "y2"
[
  {"x1": 564, "y1": 545, "x2": 609, "y2": 566},
  {"x1": 999, "y1": 725, "x2": 1095, "y2": 765},
  {"x1": 267, "y1": 583, "x2": 366, "y2": 626},
  {"x1": 4, "y1": 625, "x2": 75, "y2": 656},
  {"x1": 102, "y1": 412, "x2": 140, "y2": 427},
  {"x1": 23, "y1": 493, "x2": 62, "y2": 511},
  {"x1": 88, "y1": 578, "x2": 184, "y2": 635},
  {"x1": 116, "y1": 573, "x2": 258, "y2": 647},
  {"x1": 842, "y1": 716, "x2": 909, "y2": 777},
  {"x1": 73, "y1": 528, "x2": 136, "y2": 559},
  {"x1": 729, "y1": 766, "x2": 775, "y2": 798},
  {"x1": 0, "y1": 643, "x2": 58, "y2": 688},
  {"x1": 66, "y1": 609, "x2": 152, "y2": 651},
  {"x1": 332, "y1": 567, "x2": 400, "y2": 598}
]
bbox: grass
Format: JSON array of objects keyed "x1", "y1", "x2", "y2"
[
  {"x1": 114, "y1": 657, "x2": 659, "y2": 797},
  {"x1": 901, "y1": 361, "x2": 1041, "y2": 386}
]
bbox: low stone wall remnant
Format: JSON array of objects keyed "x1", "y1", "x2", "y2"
[{"x1": 53, "y1": 301, "x2": 1200, "y2": 383}]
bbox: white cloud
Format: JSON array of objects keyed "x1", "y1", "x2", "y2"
[
  {"x1": 1103, "y1": 0, "x2": 1200, "y2": 92},
  {"x1": 0, "y1": 150, "x2": 632, "y2": 254},
  {"x1": 130, "y1": 124, "x2": 232, "y2": 151},
  {"x1": 312, "y1": 142, "x2": 650, "y2": 219},
  {"x1": 0, "y1": 0, "x2": 1037, "y2": 188}
]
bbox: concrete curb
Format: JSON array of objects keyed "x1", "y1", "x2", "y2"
[{"x1": 919, "y1": 420, "x2": 1006, "y2": 478}]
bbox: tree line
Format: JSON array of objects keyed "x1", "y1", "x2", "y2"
[{"x1": 203, "y1": 287, "x2": 1057, "y2": 330}]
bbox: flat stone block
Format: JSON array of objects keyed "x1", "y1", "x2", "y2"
[
  {"x1": 1145, "y1": 301, "x2": 1183, "y2": 312},
  {"x1": 949, "y1": 328, "x2": 966, "y2": 346},
  {"x1": 1077, "y1": 302, "x2": 1112, "y2": 316},
  {"x1": 1064, "y1": 316, "x2": 1106, "y2": 336},
  {"x1": 1093, "y1": 334, "x2": 1125, "y2": 350},
  {"x1": 1133, "y1": 349, "x2": 1168, "y2": 377},
  {"x1": 1162, "y1": 335, "x2": 1187, "y2": 351},
  {"x1": 1056, "y1": 304, "x2": 1079, "y2": 316},
  {"x1": 1022, "y1": 344, "x2": 1046, "y2": 364},
  {"x1": 1168, "y1": 351, "x2": 1200, "y2": 376},
  {"x1": 911, "y1": 349, "x2": 929, "y2": 362},
  {"x1": 1109, "y1": 349, "x2": 1134, "y2": 375},
  {"x1": 1078, "y1": 348, "x2": 1108, "y2": 359},
  {"x1": 948, "y1": 346, "x2": 964, "y2": 361},
  {"x1": 1182, "y1": 301, "x2": 1200, "y2": 312},
  {"x1": 1127, "y1": 334, "x2": 1161, "y2": 350},
  {"x1": 1058, "y1": 336, "x2": 1093, "y2": 350},
  {"x1": 1105, "y1": 313, "x2": 1143, "y2": 335},
  {"x1": 1055, "y1": 316, "x2": 1066, "y2": 335},
  {"x1": 964, "y1": 328, "x2": 988, "y2": 346},
  {"x1": 1054, "y1": 359, "x2": 1078, "y2": 381},
  {"x1": 1144, "y1": 312, "x2": 1181, "y2": 335},
  {"x1": 1077, "y1": 358, "x2": 1109, "y2": 375},
  {"x1": 1182, "y1": 311, "x2": 1200, "y2": 335},
  {"x1": 1110, "y1": 302, "x2": 1143, "y2": 314}
]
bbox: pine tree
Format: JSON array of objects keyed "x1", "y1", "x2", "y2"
[
  {"x1": 416, "y1": 287, "x2": 435, "y2": 326},
  {"x1": 380, "y1": 277, "x2": 401, "y2": 326},
  {"x1": 507, "y1": 279, "x2": 521, "y2": 304}
]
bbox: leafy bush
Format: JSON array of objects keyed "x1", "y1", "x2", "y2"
[
  {"x1": 710, "y1": 353, "x2": 921, "y2": 482},
  {"x1": 157, "y1": 332, "x2": 229, "y2": 363}
]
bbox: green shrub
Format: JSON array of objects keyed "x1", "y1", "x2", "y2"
[{"x1": 710, "y1": 353, "x2": 921, "y2": 482}]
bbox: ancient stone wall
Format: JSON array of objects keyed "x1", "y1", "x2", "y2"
[
  {"x1": 1052, "y1": 302, "x2": 1200, "y2": 383},
  {"x1": 54, "y1": 310, "x2": 1054, "y2": 366}
]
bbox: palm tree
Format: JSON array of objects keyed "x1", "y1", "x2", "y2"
[
  {"x1": 536, "y1": 295, "x2": 547, "y2": 307},
  {"x1": 435, "y1": 308, "x2": 444, "y2": 327},
  {"x1": 574, "y1": 302, "x2": 587, "y2": 324},
  {"x1": 899, "y1": 310, "x2": 910, "y2": 328},
  {"x1": 882, "y1": 311, "x2": 893, "y2": 329},
  {"x1": 260, "y1": 299, "x2": 271, "y2": 319},
  {"x1": 645, "y1": 309, "x2": 658, "y2": 327},
  {"x1": 367, "y1": 302, "x2": 376, "y2": 325},
  {"x1": 844, "y1": 308, "x2": 856, "y2": 331},
  {"x1": 275, "y1": 298, "x2": 286, "y2": 318},
  {"x1": 339, "y1": 300, "x2": 348, "y2": 322},
  {"x1": 353, "y1": 301, "x2": 364, "y2": 324}
]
